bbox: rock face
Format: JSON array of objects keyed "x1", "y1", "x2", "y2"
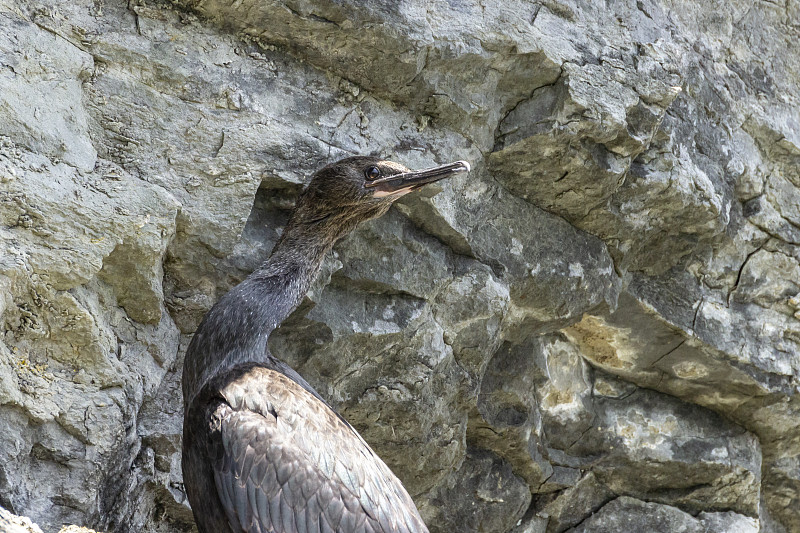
[{"x1": 0, "y1": 0, "x2": 797, "y2": 532}]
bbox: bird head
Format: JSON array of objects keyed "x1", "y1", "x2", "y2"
[{"x1": 289, "y1": 156, "x2": 470, "y2": 236}]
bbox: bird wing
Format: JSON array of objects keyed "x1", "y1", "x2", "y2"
[{"x1": 209, "y1": 366, "x2": 428, "y2": 533}]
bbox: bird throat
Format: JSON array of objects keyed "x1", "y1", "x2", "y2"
[{"x1": 181, "y1": 221, "x2": 336, "y2": 409}]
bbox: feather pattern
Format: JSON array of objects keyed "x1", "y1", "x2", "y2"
[{"x1": 202, "y1": 366, "x2": 428, "y2": 533}]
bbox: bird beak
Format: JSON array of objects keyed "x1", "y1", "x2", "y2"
[{"x1": 368, "y1": 160, "x2": 471, "y2": 198}]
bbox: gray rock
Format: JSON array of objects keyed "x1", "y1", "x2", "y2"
[
  {"x1": 566, "y1": 496, "x2": 702, "y2": 533},
  {"x1": 565, "y1": 288, "x2": 800, "y2": 529},
  {"x1": 180, "y1": 0, "x2": 563, "y2": 148},
  {"x1": 470, "y1": 336, "x2": 559, "y2": 490},
  {"x1": 0, "y1": 506, "x2": 44, "y2": 533},
  {"x1": 1, "y1": 0, "x2": 799, "y2": 531},
  {"x1": 423, "y1": 449, "x2": 532, "y2": 533},
  {"x1": 0, "y1": 13, "x2": 96, "y2": 172},
  {"x1": 572, "y1": 386, "x2": 761, "y2": 517},
  {"x1": 565, "y1": 497, "x2": 759, "y2": 533},
  {"x1": 538, "y1": 473, "x2": 615, "y2": 533},
  {"x1": 698, "y1": 511, "x2": 760, "y2": 533}
]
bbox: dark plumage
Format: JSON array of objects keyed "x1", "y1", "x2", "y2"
[{"x1": 181, "y1": 156, "x2": 470, "y2": 533}]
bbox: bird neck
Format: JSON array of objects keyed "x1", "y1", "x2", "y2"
[
  {"x1": 253, "y1": 222, "x2": 334, "y2": 330},
  {"x1": 182, "y1": 220, "x2": 336, "y2": 408}
]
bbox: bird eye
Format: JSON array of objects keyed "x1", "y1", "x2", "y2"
[{"x1": 365, "y1": 166, "x2": 381, "y2": 181}]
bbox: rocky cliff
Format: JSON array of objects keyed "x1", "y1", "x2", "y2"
[{"x1": 0, "y1": 0, "x2": 798, "y2": 532}]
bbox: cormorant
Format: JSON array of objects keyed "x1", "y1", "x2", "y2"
[{"x1": 181, "y1": 156, "x2": 470, "y2": 533}]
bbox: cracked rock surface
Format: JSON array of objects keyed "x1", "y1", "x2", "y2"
[{"x1": 0, "y1": 0, "x2": 798, "y2": 532}]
